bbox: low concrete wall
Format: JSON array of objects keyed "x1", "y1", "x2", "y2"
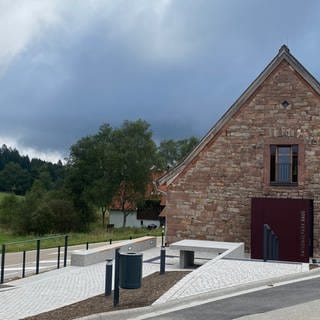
[
  {"x1": 71, "y1": 236, "x2": 156, "y2": 267},
  {"x1": 170, "y1": 239, "x2": 245, "y2": 268},
  {"x1": 224, "y1": 242, "x2": 245, "y2": 259}
]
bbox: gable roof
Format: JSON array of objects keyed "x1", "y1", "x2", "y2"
[{"x1": 157, "y1": 45, "x2": 320, "y2": 187}]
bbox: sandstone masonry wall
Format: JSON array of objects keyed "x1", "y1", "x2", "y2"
[{"x1": 166, "y1": 60, "x2": 320, "y2": 257}]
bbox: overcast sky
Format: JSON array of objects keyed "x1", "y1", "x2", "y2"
[{"x1": 0, "y1": 0, "x2": 319, "y2": 162}]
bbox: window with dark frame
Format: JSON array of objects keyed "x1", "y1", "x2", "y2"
[{"x1": 270, "y1": 144, "x2": 298, "y2": 185}]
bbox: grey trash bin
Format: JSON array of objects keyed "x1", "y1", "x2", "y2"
[{"x1": 119, "y1": 252, "x2": 143, "y2": 289}]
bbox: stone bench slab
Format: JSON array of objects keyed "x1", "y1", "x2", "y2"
[
  {"x1": 170, "y1": 239, "x2": 245, "y2": 268},
  {"x1": 71, "y1": 236, "x2": 156, "y2": 266}
]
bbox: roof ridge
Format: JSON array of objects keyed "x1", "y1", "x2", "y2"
[
  {"x1": 279, "y1": 44, "x2": 290, "y2": 54},
  {"x1": 156, "y1": 46, "x2": 320, "y2": 187}
]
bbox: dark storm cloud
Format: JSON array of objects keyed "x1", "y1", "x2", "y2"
[{"x1": 0, "y1": 0, "x2": 320, "y2": 161}]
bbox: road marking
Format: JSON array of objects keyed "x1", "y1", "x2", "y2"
[
  {"x1": 5, "y1": 266, "x2": 48, "y2": 271},
  {"x1": 30, "y1": 260, "x2": 59, "y2": 264},
  {"x1": 48, "y1": 252, "x2": 66, "y2": 256}
]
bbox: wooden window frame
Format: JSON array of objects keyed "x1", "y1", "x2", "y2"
[
  {"x1": 270, "y1": 144, "x2": 298, "y2": 185},
  {"x1": 264, "y1": 138, "x2": 304, "y2": 188}
]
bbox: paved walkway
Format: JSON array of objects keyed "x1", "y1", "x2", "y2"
[
  {"x1": 0, "y1": 245, "x2": 178, "y2": 320},
  {"x1": 154, "y1": 258, "x2": 309, "y2": 304},
  {"x1": 0, "y1": 241, "x2": 312, "y2": 320}
]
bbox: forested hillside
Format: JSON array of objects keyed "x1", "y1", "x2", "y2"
[{"x1": 0, "y1": 144, "x2": 64, "y2": 195}]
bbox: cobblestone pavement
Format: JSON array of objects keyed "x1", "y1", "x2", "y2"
[
  {"x1": 153, "y1": 258, "x2": 309, "y2": 304},
  {"x1": 0, "y1": 243, "x2": 310, "y2": 320},
  {"x1": 0, "y1": 246, "x2": 178, "y2": 320}
]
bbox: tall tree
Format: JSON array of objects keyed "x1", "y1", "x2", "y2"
[
  {"x1": 67, "y1": 120, "x2": 157, "y2": 228},
  {"x1": 112, "y1": 120, "x2": 157, "y2": 227},
  {"x1": 67, "y1": 124, "x2": 119, "y2": 226},
  {"x1": 157, "y1": 136, "x2": 199, "y2": 169},
  {"x1": 0, "y1": 162, "x2": 32, "y2": 194}
]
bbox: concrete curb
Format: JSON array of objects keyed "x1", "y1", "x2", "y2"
[{"x1": 77, "y1": 267, "x2": 320, "y2": 320}]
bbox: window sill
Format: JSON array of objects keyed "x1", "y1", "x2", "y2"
[{"x1": 270, "y1": 182, "x2": 298, "y2": 187}]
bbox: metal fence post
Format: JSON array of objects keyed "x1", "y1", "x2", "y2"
[
  {"x1": 86, "y1": 242, "x2": 89, "y2": 250},
  {"x1": 105, "y1": 259, "x2": 113, "y2": 296},
  {"x1": 263, "y1": 224, "x2": 268, "y2": 261},
  {"x1": 271, "y1": 234, "x2": 276, "y2": 260},
  {"x1": 57, "y1": 246, "x2": 61, "y2": 269},
  {"x1": 1, "y1": 244, "x2": 6, "y2": 284},
  {"x1": 275, "y1": 236, "x2": 279, "y2": 260},
  {"x1": 268, "y1": 230, "x2": 272, "y2": 259},
  {"x1": 64, "y1": 235, "x2": 68, "y2": 267},
  {"x1": 22, "y1": 250, "x2": 26, "y2": 278},
  {"x1": 36, "y1": 239, "x2": 40, "y2": 274}
]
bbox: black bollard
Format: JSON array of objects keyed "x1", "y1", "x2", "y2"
[
  {"x1": 36, "y1": 239, "x2": 40, "y2": 274},
  {"x1": 22, "y1": 251, "x2": 26, "y2": 278},
  {"x1": 64, "y1": 235, "x2": 68, "y2": 267},
  {"x1": 1, "y1": 244, "x2": 5, "y2": 284},
  {"x1": 105, "y1": 259, "x2": 113, "y2": 296},
  {"x1": 113, "y1": 249, "x2": 120, "y2": 307},
  {"x1": 161, "y1": 226, "x2": 165, "y2": 247},
  {"x1": 160, "y1": 247, "x2": 166, "y2": 274}
]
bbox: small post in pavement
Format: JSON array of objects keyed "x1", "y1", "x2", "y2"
[
  {"x1": 22, "y1": 250, "x2": 26, "y2": 278},
  {"x1": 113, "y1": 249, "x2": 120, "y2": 307},
  {"x1": 36, "y1": 239, "x2": 40, "y2": 274},
  {"x1": 1, "y1": 244, "x2": 6, "y2": 284},
  {"x1": 64, "y1": 235, "x2": 68, "y2": 267},
  {"x1": 105, "y1": 259, "x2": 113, "y2": 296},
  {"x1": 161, "y1": 225, "x2": 165, "y2": 247},
  {"x1": 160, "y1": 246, "x2": 166, "y2": 274}
]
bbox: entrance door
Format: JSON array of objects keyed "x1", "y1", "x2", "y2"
[{"x1": 251, "y1": 198, "x2": 313, "y2": 262}]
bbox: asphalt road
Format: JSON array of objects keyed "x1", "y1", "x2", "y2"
[
  {"x1": 148, "y1": 277, "x2": 320, "y2": 320},
  {"x1": 1, "y1": 241, "x2": 109, "y2": 282}
]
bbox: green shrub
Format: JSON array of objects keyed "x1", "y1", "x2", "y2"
[
  {"x1": 47, "y1": 199, "x2": 77, "y2": 233},
  {"x1": 0, "y1": 193, "x2": 20, "y2": 227},
  {"x1": 30, "y1": 203, "x2": 55, "y2": 235}
]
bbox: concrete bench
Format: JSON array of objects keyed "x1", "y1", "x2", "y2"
[
  {"x1": 170, "y1": 239, "x2": 245, "y2": 268},
  {"x1": 71, "y1": 236, "x2": 156, "y2": 266}
]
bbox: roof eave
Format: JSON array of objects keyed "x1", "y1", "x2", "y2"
[{"x1": 157, "y1": 46, "x2": 320, "y2": 187}]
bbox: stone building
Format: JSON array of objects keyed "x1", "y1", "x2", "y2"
[{"x1": 157, "y1": 45, "x2": 320, "y2": 262}]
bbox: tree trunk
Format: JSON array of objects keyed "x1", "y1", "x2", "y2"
[
  {"x1": 121, "y1": 189, "x2": 127, "y2": 228},
  {"x1": 122, "y1": 212, "x2": 128, "y2": 228},
  {"x1": 101, "y1": 206, "x2": 107, "y2": 227}
]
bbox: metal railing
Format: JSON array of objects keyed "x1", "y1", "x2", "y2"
[
  {"x1": 263, "y1": 224, "x2": 279, "y2": 261},
  {"x1": 1, "y1": 233, "x2": 151, "y2": 284},
  {"x1": 0, "y1": 235, "x2": 68, "y2": 284}
]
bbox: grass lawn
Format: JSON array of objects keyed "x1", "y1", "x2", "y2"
[
  {"x1": 0, "y1": 224, "x2": 161, "y2": 252},
  {"x1": 0, "y1": 192, "x2": 24, "y2": 202},
  {"x1": 0, "y1": 231, "x2": 36, "y2": 244},
  {"x1": 0, "y1": 192, "x2": 161, "y2": 252}
]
